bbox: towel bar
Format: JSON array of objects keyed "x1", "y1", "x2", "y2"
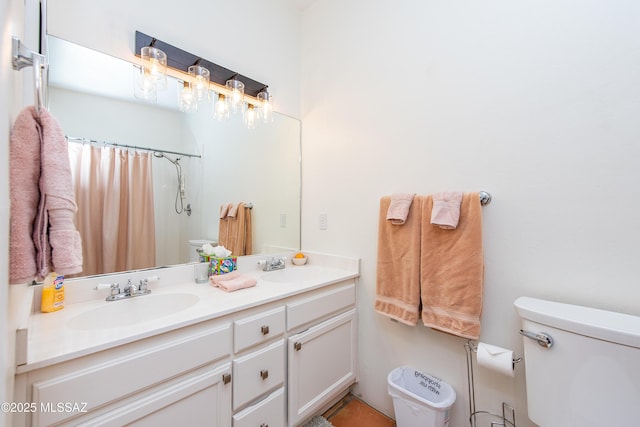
[
  {"x1": 12, "y1": 36, "x2": 47, "y2": 115},
  {"x1": 479, "y1": 191, "x2": 492, "y2": 206}
]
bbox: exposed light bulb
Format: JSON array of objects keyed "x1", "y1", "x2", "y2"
[
  {"x1": 179, "y1": 81, "x2": 197, "y2": 113},
  {"x1": 188, "y1": 65, "x2": 210, "y2": 103},
  {"x1": 133, "y1": 65, "x2": 157, "y2": 102},
  {"x1": 140, "y1": 46, "x2": 167, "y2": 90},
  {"x1": 225, "y1": 78, "x2": 245, "y2": 113},
  {"x1": 212, "y1": 93, "x2": 230, "y2": 121},
  {"x1": 244, "y1": 104, "x2": 257, "y2": 129},
  {"x1": 257, "y1": 89, "x2": 273, "y2": 123}
]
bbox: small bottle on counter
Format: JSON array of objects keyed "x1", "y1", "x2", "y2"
[{"x1": 40, "y1": 272, "x2": 65, "y2": 313}]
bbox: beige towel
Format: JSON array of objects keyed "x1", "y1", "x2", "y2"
[
  {"x1": 386, "y1": 193, "x2": 416, "y2": 225},
  {"x1": 227, "y1": 203, "x2": 240, "y2": 218},
  {"x1": 421, "y1": 193, "x2": 484, "y2": 339},
  {"x1": 219, "y1": 203, "x2": 232, "y2": 219},
  {"x1": 218, "y1": 202, "x2": 253, "y2": 256},
  {"x1": 430, "y1": 192, "x2": 463, "y2": 229},
  {"x1": 375, "y1": 195, "x2": 423, "y2": 325}
]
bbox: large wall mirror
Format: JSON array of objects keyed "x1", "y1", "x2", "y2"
[{"x1": 47, "y1": 36, "x2": 301, "y2": 278}]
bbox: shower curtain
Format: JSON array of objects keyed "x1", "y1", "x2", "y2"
[{"x1": 68, "y1": 144, "x2": 156, "y2": 276}]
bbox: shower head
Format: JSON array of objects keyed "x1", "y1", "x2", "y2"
[{"x1": 153, "y1": 151, "x2": 180, "y2": 165}]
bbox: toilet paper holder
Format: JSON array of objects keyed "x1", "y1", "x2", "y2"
[
  {"x1": 468, "y1": 341, "x2": 523, "y2": 366},
  {"x1": 465, "y1": 341, "x2": 522, "y2": 427}
]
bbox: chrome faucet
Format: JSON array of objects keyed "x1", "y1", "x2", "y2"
[
  {"x1": 259, "y1": 257, "x2": 287, "y2": 271},
  {"x1": 95, "y1": 276, "x2": 156, "y2": 301}
]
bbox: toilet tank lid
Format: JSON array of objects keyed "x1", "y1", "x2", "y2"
[
  {"x1": 189, "y1": 239, "x2": 215, "y2": 246},
  {"x1": 514, "y1": 296, "x2": 640, "y2": 349}
]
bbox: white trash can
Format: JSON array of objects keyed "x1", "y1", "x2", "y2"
[{"x1": 387, "y1": 366, "x2": 456, "y2": 427}]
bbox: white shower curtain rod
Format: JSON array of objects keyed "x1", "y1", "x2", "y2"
[{"x1": 65, "y1": 136, "x2": 202, "y2": 159}]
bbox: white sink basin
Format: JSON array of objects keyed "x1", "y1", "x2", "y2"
[
  {"x1": 261, "y1": 266, "x2": 335, "y2": 283},
  {"x1": 68, "y1": 293, "x2": 200, "y2": 330}
]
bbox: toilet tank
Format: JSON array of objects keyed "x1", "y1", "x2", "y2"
[{"x1": 514, "y1": 296, "x2": 640, "y2": 427}]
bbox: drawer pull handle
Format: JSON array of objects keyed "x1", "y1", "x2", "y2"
[
  {"x1": 294, "y1": 342, "x2": 302, "y2": 351},
  {"x1": 260, "y1": 369, "x2": 269, "y2": 380},
  {"x1": 260, "y1": 424, "x2": 268, "y2": 427},
  {"x1": 261, "y1": 325, "x2": 270, "y2": 335},
  {"x1": 222, "y1": 373, "x2": 231, "y2": 385}
]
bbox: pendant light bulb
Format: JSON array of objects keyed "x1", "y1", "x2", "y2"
[
  {"x1": 257, "y1": 89, "x2": 273, "y2": 123},
  {"x1": 244, "y1": 104, "x2": 257, "y2": 129},
  {"x1": 212, "y1": 93, "x2": 230, "y2": 121},
  {"x1": 188, "y1": 64, "x2": 210, "y2": 103},
  {"x1": 140, "y1": 45, "x2": 167, "y2": 90},
  {"x1": 179, "y1": 81, "x2": 197, "y2": 113},
  {"x1": 225, "y1": 77, "x2": 245, "y2": 113}
]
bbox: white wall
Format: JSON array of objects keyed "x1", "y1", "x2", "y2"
[
  {"x1": 12, "y1": 1, "x2": 640, "y2": 425},
  {"x1": 47, "y1": 0, "x2": 302, "y2": 119},
  {"x1": 3, "y1": 0, "x2": 39, "y2": 422},
  {"x1": 1, "y1": 2, "x2": 13, "y2": 422},
  {"x1": 299, "y1": 1, "x2": 640, "y2": 425}
]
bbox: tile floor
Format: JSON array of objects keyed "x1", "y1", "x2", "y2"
[{"x1": 324, "y1": 394, "x2": 395, "y2": 427}]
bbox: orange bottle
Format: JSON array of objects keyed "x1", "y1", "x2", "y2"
[{"x1": 41, "y1": 272, "x2": 65, "y2": 313}]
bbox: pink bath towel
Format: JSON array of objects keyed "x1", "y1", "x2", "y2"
[
  {"x1": 9, "y1": 107, "x2": 41, "y2": 283},
  {"x1": 9, "y1": 107, "x2": 83, "y2": 283},
  {"x1": 430, "y1": 192, "x2": 463, "y2": 229},
  {"x1": 209, "y1": 270, "x2": 242, "y2": 286},
  {"x1": 386, "y1": 193, "x2": 416, "y2": 225},
  {"x1": 217, "y1": 275, "x2": 257, "y2": 292}
]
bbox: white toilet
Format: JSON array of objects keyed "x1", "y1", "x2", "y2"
[
  {"x1": 187, "y1": 239, "x2": 216, "y2": 262},
  {"x1": 514, "y1": 296, "x2": 640, "y2": 427}
]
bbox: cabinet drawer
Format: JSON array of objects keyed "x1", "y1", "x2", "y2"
[
  {"x1": 234, "y1": 307, "x2": 285, "y2": 353},
  {"x1": 65, "y1": 363, "x2": 232, "y2": 427},
  {"x1": 233, "y1": 340, "x2": 285, "y2": 410},
  {"x1": 287, "y1": 282, "x2": 355, "y2": 331},
  {"x1": 233, "y1": 387, "x2": 285, "y2": 427},
  {"x1": 32, "y1": 323, "x2": 231, "y2": 427}
]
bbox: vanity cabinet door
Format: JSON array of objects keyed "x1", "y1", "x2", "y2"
[
  {"x1": 287, "y1": 309, "x2": 357, "y2": 427},
  {"x1": 61, "y1": 362, "x2": 232, "y2": 427}
]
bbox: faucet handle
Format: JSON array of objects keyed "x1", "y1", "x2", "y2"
[
  {"x1": 94, "y1": 283, "x2": 121, "y2": 296},
  {"x1": 126, "y1": 279, "x2": 138, "y2": 295},
  {"x1": 93, "y1": 283, "x2": 111, "y2": 291},
  {"x1": 138, "y1": 276, "x2": 157, "y2": 293}
]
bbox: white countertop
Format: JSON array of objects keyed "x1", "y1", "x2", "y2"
[{"x1": 18, "y1": 252, "x2": 359, "y2": 373}]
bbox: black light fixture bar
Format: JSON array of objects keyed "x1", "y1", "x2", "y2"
[{"x1": 135, "y1": 31, "x2": 267, "y2": 98}]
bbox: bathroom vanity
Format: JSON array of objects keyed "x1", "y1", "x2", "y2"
[{"x1": 13, "y1": 253, "x2": 359, "y2": 427}]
